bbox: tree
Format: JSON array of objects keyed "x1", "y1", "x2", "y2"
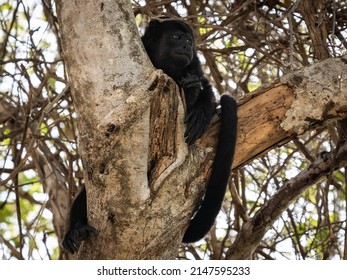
[{"x1": 1, "y1": 0, "x2": 347, "y2": 260}]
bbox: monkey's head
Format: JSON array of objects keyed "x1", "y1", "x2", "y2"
[{"x1": 142, "y1": 19, "x2": 196, "y2": 79}]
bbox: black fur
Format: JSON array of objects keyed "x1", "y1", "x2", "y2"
[
  {"x1": 182, "y1": 94, "x2": 237, "y2": 242},
  {"x1": 62, "y1": 19, "x2": 237, "y2": 253},
  {"x1": 62, "y1": 186, "x2": 98, "y2": 254}
]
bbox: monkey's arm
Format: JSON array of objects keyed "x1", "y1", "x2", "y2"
[{"x1": 181, "y1": 76, "x2": 216, "y2": 145}]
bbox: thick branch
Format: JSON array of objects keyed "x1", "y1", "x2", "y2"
[{"x1": 228, "y1": 55, "x2": 347, "y2": 169}]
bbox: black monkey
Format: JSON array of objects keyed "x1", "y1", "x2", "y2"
[
  {"x1": 62, "y1": 19, "x2": 237, "y2": 253},
  {"x1": 142, "y1": 19, "x2": 237, "y2": 243}
]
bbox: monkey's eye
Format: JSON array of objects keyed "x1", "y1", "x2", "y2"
[{"x1": 173, "y1": 34, "x2": 181, "y2": 40}]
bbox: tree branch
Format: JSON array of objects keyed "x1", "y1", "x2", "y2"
[
  {"x1": 230, "y1": 55, "x2": 347, "y2": 169},
  {"x1": 227, "y1": 141, "x2": 347, "y2": 259}
]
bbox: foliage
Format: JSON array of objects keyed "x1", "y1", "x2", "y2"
[{"x1": 1, "y1": 0, "x2": 347, "y2": 259}]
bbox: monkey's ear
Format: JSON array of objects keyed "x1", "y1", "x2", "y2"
[
  {"x1": 143, "y1": 20, "x2": 160, "y2": 40},
  {"x1": 149, "y1": 19, "x2": 161, "y2": 26},
  {"x1": 147, "y1": 20, "x2": 160, "y2": 31}
]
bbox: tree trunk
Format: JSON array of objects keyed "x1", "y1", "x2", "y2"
[
  {"x1": 56, "y1": 0, "x2": 207, "y2": 259},
  {"x1": 56, "y1": 0, "x2": 347, "y2": 259}
]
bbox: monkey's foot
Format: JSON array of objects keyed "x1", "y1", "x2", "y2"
[{"x1": 62, "y1": 224, "x2": 98, "y2": 254}]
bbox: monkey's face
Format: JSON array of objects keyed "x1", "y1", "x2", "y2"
[
  {"x1": 142, "y1": 20, "x2": 197, "y2": 82},
  {"x1": 168, "y1": 31, "x2": 194, "y2": 66},
  {"x1": 157, "y1": 30, "x2": 194, "y2": 69}
]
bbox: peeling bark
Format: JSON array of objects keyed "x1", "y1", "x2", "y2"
[{"x1": 281, "y1": 57, "x2": 347, "y2": 134}]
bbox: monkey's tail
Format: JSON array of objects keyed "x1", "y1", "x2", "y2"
[{"x1": 182, "y1": 94, "x2": 238, "y2": 243}]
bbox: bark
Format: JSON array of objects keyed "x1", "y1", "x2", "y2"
[
  {"x1": 299, "y1": 0, "x2": 330, "y2": 60},
  {"x1": 56, "y1": 0, "x2": 347, "y2": 259}
]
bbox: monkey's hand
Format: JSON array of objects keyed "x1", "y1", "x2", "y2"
[
  {"x1": 179, "y1": 74, "x2": 202, "y2": 111},
  {"x1": 62, "y1": 223, "x2": 98, "y2": 254},
  {"x1": 184, "y1": 98, "x2": 215, "y2": 145},
  {"x1": 179, "y1": 74, "x2": 202, "y2": 89}
]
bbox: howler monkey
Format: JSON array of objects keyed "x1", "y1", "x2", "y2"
[
  {"x1": 62, "y1": 19, "x2": 237, "y2": 254},
  {"x1": 142, "y1": 19, "x2": 237, "y2": 243}
]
